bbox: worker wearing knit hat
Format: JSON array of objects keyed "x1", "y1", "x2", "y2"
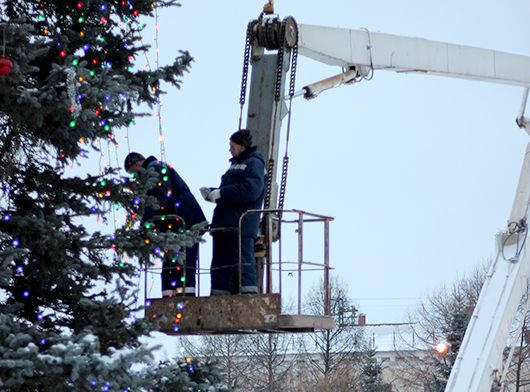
[
  {"x1": 229, "y1": 129, "x2": 252, "y2": 149},
  {"x1": 200, "y1": 128, "x2": 266, "y2": 296}
]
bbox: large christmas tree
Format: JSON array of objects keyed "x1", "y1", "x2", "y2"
[{"x1": 0, "y1": 1, "x2": 224, "y2": 391}]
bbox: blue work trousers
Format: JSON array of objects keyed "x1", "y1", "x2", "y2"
[
  {"x1": 162, "y1": 242, "x2": 198, "y2": 297},
  {"x1": 211, "y1": 235, "x2": 258, "y2": 295}
]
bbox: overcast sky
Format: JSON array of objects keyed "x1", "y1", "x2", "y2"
[{"x1": 87, "y1": 0, "x2": 530, "y2": 326}]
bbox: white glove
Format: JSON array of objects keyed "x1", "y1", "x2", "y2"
[
  {"x1": 208, "y1": 189, "x2": 221, "y2": 203},
  {"x1": 200, "y1": 187, "x2": 211, "y2": 201}
]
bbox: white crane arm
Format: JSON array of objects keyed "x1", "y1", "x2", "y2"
[
  {"x1": 295, "y1": 22, "x2": 530, "y2": 392},
  {"x1": 297, "y1": 24, "x2": 530, "y2": 87}
]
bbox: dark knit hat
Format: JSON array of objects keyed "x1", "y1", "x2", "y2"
[
  {"x1": 230, "y1": 129, "x2": 252, "y2": 149},
  {"x1": 124, "y1": 152, "x2": 145, "y2": 171}
]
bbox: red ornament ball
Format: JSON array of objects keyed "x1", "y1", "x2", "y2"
[{"x1": 0, "y1": 56, "x2": 13, "y2": 76}]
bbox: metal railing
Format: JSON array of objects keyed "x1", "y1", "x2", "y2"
[{"x1": 143, "y1": 209, "x2": 334, "y2": 316}]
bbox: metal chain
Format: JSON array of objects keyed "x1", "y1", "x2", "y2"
[
  {"x1": 289, "y1": 43, "x2": 298, "y2": 97},
  {"x1": 277, "y1": 156, "x2": 289, "y2": 210},
  {"x1": 238, "y1": 20, "x2": 254, "y2": 129},
  {"x1": 274, "y1": 19, "x2": 287, "y2": 102},
  {"x1": 263, "y1": 159, "x2": 275, "y2": 210}
]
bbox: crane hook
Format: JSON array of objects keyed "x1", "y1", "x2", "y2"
[{"x1": 263, "y1": 0, "x2": 274, "y2": 14}]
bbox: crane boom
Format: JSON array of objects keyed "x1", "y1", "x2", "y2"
[
  {"x1": 297, "y1": 24, "x2": 530, "y2": 87},
  {"x1": 292, "y1": 22, "x2": 530, "y2": 391}
]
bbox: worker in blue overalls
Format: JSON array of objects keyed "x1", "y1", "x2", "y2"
[
  {"x1": 201, "y1": 129, "x2": 266, "y2": 295},
  {"x1": 125, "y1": 152, "x2": 206, "y2": 297}
]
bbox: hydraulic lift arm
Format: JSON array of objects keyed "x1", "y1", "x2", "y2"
[
  {"x1": 297, "y1": 24, "x2": 530, "y2": 89},
  {"x1": 263, "y1": 22, "x2": 530, "y2": 392}
]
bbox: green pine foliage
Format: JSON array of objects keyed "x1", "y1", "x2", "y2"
[
  {"x1": 0, "y1": 1, "x2": 225, "y2": 391},
  {"x1": 357, "y1": 346, "x2": 391, "y2": 392},
  {"x1": 430, "y1": 308, "x2": 469, "y2": 391}
]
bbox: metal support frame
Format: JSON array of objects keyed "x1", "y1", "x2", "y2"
[
  {"x1": 142, "y1": 209, "x2": 335, "y2": 334},
  {"x1": 297, "y1": 24, "x2": 530, "y2": 87},
  {"x1": 297, "y1": 211, "x2": 303, "y2": 314},
  {"x1": 237, "y1": 209, "x2": 334, "y2": 316},
  {"x1": 246, "y1": 53, "x2": 290, "y2": 213}
]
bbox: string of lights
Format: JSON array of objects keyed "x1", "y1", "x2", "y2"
[{"x1": 28, "y1": 1, "x2": 189, "y2": 364}]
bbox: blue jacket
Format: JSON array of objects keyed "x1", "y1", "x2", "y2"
[
  {"x1": 211, "y1": 147, "x2": 266, "y2": 238},
  {"x1": 142, "y1": 156, "x2": 206, "y2": 230}
]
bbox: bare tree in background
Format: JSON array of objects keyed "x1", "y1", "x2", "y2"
[
  {"x1": 181, "y1": 332, "x2": 299, "y2": 391},
  {"x1": 391, "y1": 261, "x2": 489, "y2": 390},
  {"x1": 181, "y1": 334, "x2": 248, "y2": 390},
  {"x1": 240, "y1": 333, "x2": 298, "y2": 392},
  {"x1": 297, "y1": 274, "x2": 366, "y2": 391}
]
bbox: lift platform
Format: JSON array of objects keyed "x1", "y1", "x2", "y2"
[
  {"x1": 143, "y1": 209, "x2": 335, "y2": 335},
  {"x1": 145, "y1": 294, "x2": 334, "y2": 334},
  {"x1": 141, "y1": 9, "x2": 336, "y2": 336},
  {"x1": 144, "y1": 210, "x2": 335, "y2": 335}
]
